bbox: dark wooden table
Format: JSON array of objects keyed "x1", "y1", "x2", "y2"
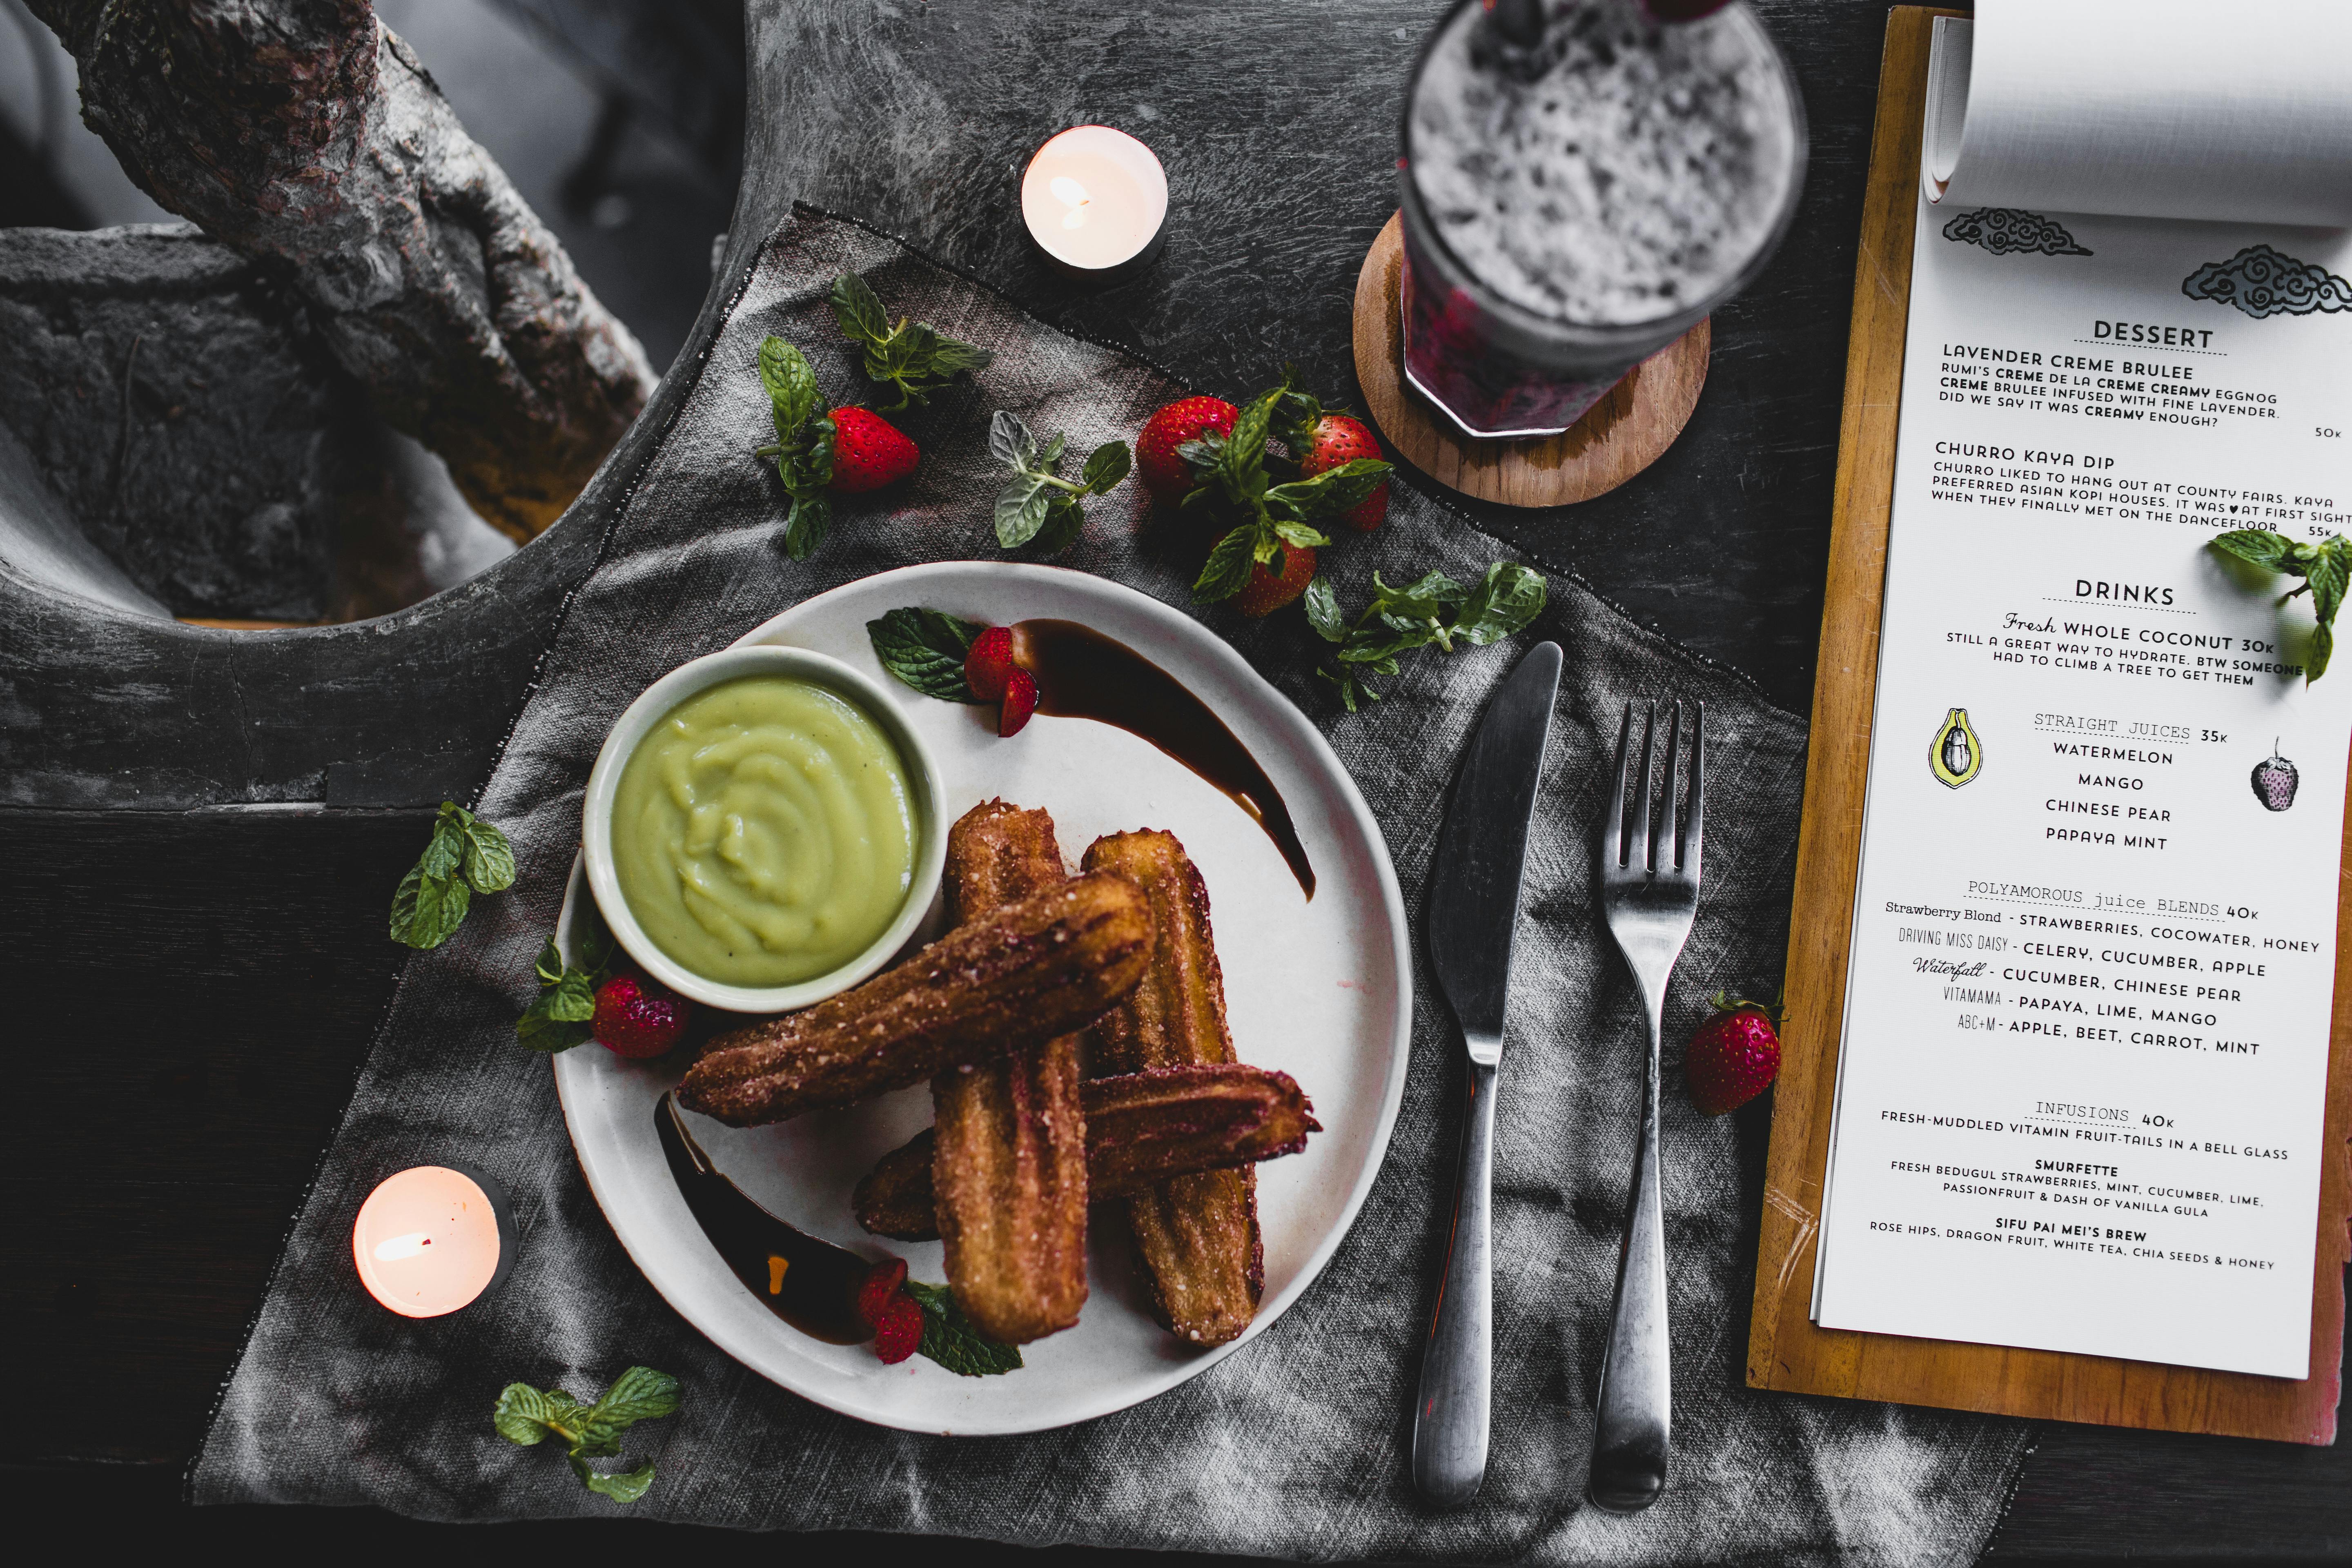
[{"x1": 7, "y1": 0, "x2": 2350, "y2": 1555}]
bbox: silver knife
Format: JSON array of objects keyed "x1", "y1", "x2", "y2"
[{"x1": 1412, "y1": 639, "x2": 1563, "y2": 1508}]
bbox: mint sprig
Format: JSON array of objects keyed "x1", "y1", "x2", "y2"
[
  {"x1": 2211, "y1": 529, "x2": 2347, "y2": 680},
  {"x1": 493, "y1": 1365, "x2": 680, "y2": 1503},
  {"x1": 1182, "y1": 372, "x2": 1390, "y2": 603},
  {"x1": 904, "y1": 1280, "x2": 1023, "y2": 1376},
  {"x1": 517, "y1": 908, "x2": 617, "y2": 1053},
  {"x1": 866, "y1": 606, "x2": 988, "y2": 704},
  {"x1": 989, "y1": 411, "x2": 1131, "y2": 554},
  {"x1": 389, "y1": 802, "x2": 516, "y2": 949},
  {"x1": 1306, "y1": 562, "x2": 1549, "y2": 711},
  {"x1": 751, "y1": 335, "x2": 836, "y2": 560},
  {"x1": 830, "y1": 273, "x2": 993, "y2": 412}
]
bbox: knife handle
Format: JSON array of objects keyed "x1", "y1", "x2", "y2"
[{"x1": 1412, "y1": 1057, "x2": 1497, "y2": 1509}]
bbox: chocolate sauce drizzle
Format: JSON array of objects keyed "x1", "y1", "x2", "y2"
[
  {"x1": 1009, "y1": 619, "x2": 1316, "y2": 898},
  {"x1": 656, "y1": 1093, "x2": 871, "y2": 1344}
]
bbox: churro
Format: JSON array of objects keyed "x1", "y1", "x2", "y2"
[
  {"x1": 675, "y1": 871, "x2": 1150, "y2": 1127},
  {"x1": 931, "y1": 800, "x2": 1089, "y2": 1344},
  {"x1": 855, "y1": 1063, "x2": 1320, "y2": 1241},
  {"x1": 1081, "y1": 829, "x2": 1263, "y2": 1346}
]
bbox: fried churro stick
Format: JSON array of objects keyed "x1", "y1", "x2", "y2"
[
  {"x1": 1081, "y1": 829, "x2": 1264, "y2": 1346},
  {"x1": 855, "y1": 1064, "x2": 1320, "y2": 1242},
  {"x1": 931, "y1": 800, "x2": 1089, "y2": 1344},
  {"x1": 675, "y1": 871, "x2": 1150, "y2": 1127}
]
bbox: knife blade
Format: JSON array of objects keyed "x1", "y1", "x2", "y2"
[
  {"x1": 1428, "y1": 639, "x2": 1564, "y2": 1064},
  {"x1": 1412, "y1": 638, "x2": 1561, "y2": 1509}
]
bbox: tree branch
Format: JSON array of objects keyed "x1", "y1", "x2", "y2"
[{"x1": 28, "y1": 0, "x2": 660, "y2": 542}]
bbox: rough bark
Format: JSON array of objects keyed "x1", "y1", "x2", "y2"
[{"x1": 27, "y1": 0, "x2": 659, "y2": 543}]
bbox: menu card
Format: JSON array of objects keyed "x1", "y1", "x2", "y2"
[{"x1": 1809, "y1": 4, "x2": 2352, "y2": 1378}]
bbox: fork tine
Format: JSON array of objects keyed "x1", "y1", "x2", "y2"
[
  {"x1": 1604, "y1": 702, "x2": 1632, "y2": 866},
  {"x1": 1657, "y1": 701, "x2": 1682, "y2": 872},
  {"x1": 1631, "y1": 702, "x2": 1656, "y2": 871},
  {"x1": 1684, "y1": 702, "x2": 1706, "y2": 880}
]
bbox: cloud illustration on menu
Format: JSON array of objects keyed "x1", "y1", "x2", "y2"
[
  {"x1": 1940, "y1": 208, "x2": 2091, "y2": 257},
  {"x1": 2182, "y1": 245, "x2": 2352, "y2": 318}
]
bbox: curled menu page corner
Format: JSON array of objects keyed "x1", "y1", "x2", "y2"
[{"x1": 1923, "y1": 0, "x2": 2352, "y2": 228}]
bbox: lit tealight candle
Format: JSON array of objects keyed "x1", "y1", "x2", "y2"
[
  {"x1": 1020, "y1": 126, "x2": 1169, "y2": 280},
  {"x1": 352, "y1": 1164, "x2": 514, "y2": 1319}
]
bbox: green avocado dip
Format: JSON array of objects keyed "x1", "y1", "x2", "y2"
[{"x1": 610, "y1": 675, "x2": 917, "y2": 987}]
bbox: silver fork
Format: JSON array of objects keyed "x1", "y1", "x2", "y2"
[{"x1": 1588, "y1": 699, "x2": 1704, "y2": 1514}]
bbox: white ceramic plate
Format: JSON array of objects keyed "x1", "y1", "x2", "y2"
[{"x1": 552, "y1": 562, "x2": 1411, "y2": 1435}]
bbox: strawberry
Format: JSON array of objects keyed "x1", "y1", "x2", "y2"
[
  {"x1": 1684, "y1": 993, "x2": 1782, "y2": 1115},
  {"x1": 2252, "y1": 743, "x2": 2299, "y2": 812},
  {"x1": 998, "y1": 668, "x2": 1040, "y2": 736},
  {"x1": 1232, "y1": 539, "x2": 1317, "y2": 618},
  {"x1": 1136, "y1": 395, "x2": 1238, "y2": 500},
  {"x1": 591, "y1": 974, "x2": 690, "y2": 1059},
  {"x1": 1297, "y1": 414, "x2": 1390, "y2": 531},
  {"x1": 874, "y1": 1292, "x2": 926, "y2": 1364},
  {"x1": 856, "y1": 1257, "x2": 909, "y2": 1330},
  {"x1": 828, "y1": 407, "x2": 919, "y2": 492},
  {"x1": 964, "y1": 625, "x2": 1016, "y2": 701}
]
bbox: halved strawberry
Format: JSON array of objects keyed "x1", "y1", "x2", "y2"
[
  {"x1": 1232, "y1": 539, "x2": 1317, "y2": 618},
  {"x1": 1136, "y1": 395, "x2": 1238, "y2": 500},
  {"x1": 998, "y1": 668, "x2": 1040, "y2": 736},
  {"x1": 591, "y1": 974, "x2": 690, "y2": 1059},
  {"x1": 829, "y1": 407, "x2": 919, "y2": 492},
  {"x1": 964, "y1": 625, "x2": 1015, "y2": 701},
  {"x1": 874, "y1": 1292, "x2": 925, "y2": 1364},
  {"x1": 856, "y1": 1257, "x2": 909, "y2": 1330}
]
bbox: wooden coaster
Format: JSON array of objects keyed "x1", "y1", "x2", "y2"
[{"x1": 1351, "y1": 212, "x2": 1710, "y2": 508}]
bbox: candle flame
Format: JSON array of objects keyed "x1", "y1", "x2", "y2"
[{"x1": 372, "y1": 1231, "x2": 434, "y2": 1261}]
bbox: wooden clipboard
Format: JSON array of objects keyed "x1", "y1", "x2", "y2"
[{"x1": 1744, "y1": 5, "x2": 2352, "y2": 1444}]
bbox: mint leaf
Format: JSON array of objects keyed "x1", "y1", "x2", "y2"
[
  {"x1": 1303, "y1": 577, "x2": 1347, "y2": 643},
  {"x1": 2211, "y1": 528, "x2": 2297, "y2": 572},
  {"x1": 1193, "y1": 526, "x2": 1259, "y2": 602},
  {"x1": 758, "y1": 336, "x2": 820, "y2": 434},
  {"x1": 828, "y1": 272, "x2": 891, "y2": 348},
  {"x1": 828, "y1": 274, "x2": 992, "y2": 410},
  {"x1": 1080, "y1": 441, "x2": 1131, "y2": 494},
  {"x1": 572, "y1": 1456, "x2": 657, "y2": 1503},
  {"x1": 590, "y1": 1365, "x2": 682, "y2": 1425},
  {"x1": 784, "y1": 490, "x2": 833, "y2": 561},
  {"x1": 868, "y1": 606, "x2": 988, "y2": 703},
  {"x1": 904, "y1": 1281, "x2": 1022, "y2": 1376},
  {"x1": 994, "y1": 475, "x2": 1054, "y2": 548},
  {"x1": 517, "y1": 914, "x2": 615, "y2": 1052},
  {"x1": 989, "y1": 417, "x2": 1126, "y2": 553},
  {"x1": 1455, "y1": 562, "x2": 1548, "y2": 645},
  {"x1": 2209, "y1": 530, "x2": 2348, "y2": 682},
  {"x1": 493, "y1": 1383, "x2": 559, "y2": 1445},
  {"x1": 390, "y1": 862, "x2": 471, "y2": 949},
  {"x1": 1267, "y1": 516, "x2": 1332, "y2": 551},
  {"x1": 459, "y1": 813, "x2": 515, "y2": 894},
  {"x1": 1310, "y1": 561, "x2": 1548, "y2": 708},
  {"x1": 929, "y1": 338, "x2": 993, "y2": 376},
  {"x1": 496, "y1": 1367, "x2": 679, "y2": 1503},
  {"x1": 1267, "y1": 457, "x2": 1390, "y2": 521},
  {"x1": 989, "y1": 410, "x2": 1038, "y2": 469},
  {"x1": 1030, "y1": 494, "x2": 1085, "y2": 557},
  {"x1": 753, "y1": 338, "x2": 837, "y2": 558}
]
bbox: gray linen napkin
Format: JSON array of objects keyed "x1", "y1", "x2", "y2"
[{"x1": 193, "y1": 207, "x2": 2029, "y2": 1563}]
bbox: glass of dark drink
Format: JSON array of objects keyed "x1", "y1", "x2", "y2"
[{"x1": 1399, "y1": 0, "x2": 1806, "y2": 439}]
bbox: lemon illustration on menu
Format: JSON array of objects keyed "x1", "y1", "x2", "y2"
[
  {"x1": 1928, "y1": 707, "x2": 1981, "y2": 788},
  {"x1": 609, "y1": 675, "x2": 917, "y2": 987}
]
